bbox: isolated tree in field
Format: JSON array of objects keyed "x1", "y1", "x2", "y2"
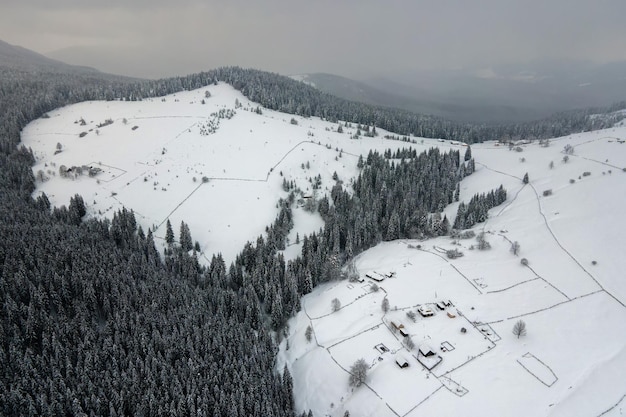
[
  {"x1": 512, "y1": 320, "x2": 527, "y2": 339},
  {"x1": 381, "y1": 297, "x2": 390, "y2": 313},
  {"x1": 476, "y1": 232, "x2": 491, "y2": 250},
  {"x1": 522, "y1": 172, "x2": 529, "y2": 184},
  {"x1": 549, "y1": 160, "x2": 554, "y2": 169},
  {"x1": 348, "y1": 358, "x2": 368, "y2": 388},
  {"x1": 165, "y1": 219, "x2": 174, "y2": 245},
  {"x1": 510, "y1": 241, "x2": 520, "y2": 256},
  {"x1": 305, "y1": 325, "x2": 313, "y2": 342},
  {"x1": 331, "y1": 298, "x2": 341, "y2": 312}
]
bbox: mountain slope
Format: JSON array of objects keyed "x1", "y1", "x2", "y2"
[{"x1": 0, "y1": 39, "x2": 101, "y2": 74}]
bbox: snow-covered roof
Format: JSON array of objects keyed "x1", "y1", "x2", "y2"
[
  {"x1": 395, "y1": 354, "x2": 408, "y2": 364},
  {"x1": 419, "y1": 344, "x2": 436, "y2": 356}
]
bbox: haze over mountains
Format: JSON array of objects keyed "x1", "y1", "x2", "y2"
[
  {"x1": 3, "y1": 34, "x2": 624, "y2": 125},
  {"x1": 0, "y1": 39, "x2": 99, "y2": 73},
  {"x1": 296, "y1": 60, "x2": 626, "y2": 123}
]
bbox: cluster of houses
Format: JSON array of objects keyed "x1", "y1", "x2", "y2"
[{"x1": 388, "y1": 300, "x2": 456, "y2": 371}]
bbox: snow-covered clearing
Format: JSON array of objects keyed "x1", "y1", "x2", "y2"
[
  {"x1": 276, "y1": 130, "x2": 626, "y2": 416},
  {"x1": 21, "y1": 84, "x2": 626, "y2": 417},
  {"x1": 22, "y1": 83, "x2": 435, "y2": 263}
]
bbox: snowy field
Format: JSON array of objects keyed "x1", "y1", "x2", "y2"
[
  {"x1": 22, "y1": 83, "x2": 444, "y2": 263},
  {"x1": 21, "y1": 84, "x2": 626, "y2": 416},
  {"x1": 276, "y1": 130, "x2": 626, "y2": 416}
]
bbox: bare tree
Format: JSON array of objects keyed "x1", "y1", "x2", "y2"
[
  {"x1": 331, "y1": 298, "x2": 341, "y2": 312},
  {"x1": 404, "y1": 336, "x2": 415, "y2": 350},
  {"x1": 510, "y1": 241, "x2": 520, "y2": 256},
  {"x1": 406, "y1": 310, "x2": 417, "y2": 322},
  {"x1": 476, "y1": 232, "x2": 491, "y2": 250},
  {"x1": 348, "y1": 359, "x2": 368, "y2": 388},
  {"x1": 512, "y1": 320, "x2": 527, "y2": 339},
  {"x1": 381, "y1": 297, "x2": 390, "y2": 313}
]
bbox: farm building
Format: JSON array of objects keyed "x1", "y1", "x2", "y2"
[
  {"x1": 391, "y1": 321, "x2": 409, "y2": 337},
  {"x1": 417, "y1": 344, "x2": 442, "y2": 370},
  {"x1": 365, "y1": 271, "x2": 385, "y2": 282},
  {"x1": 395, "y1": 354, "x2": 409, "y2": 368},
  {"x1": 419, "y1": 344, "x2": 437, "y2": 357},
  {"x1": 418, "y1": 305, "x2": 434, "y2": 317}
]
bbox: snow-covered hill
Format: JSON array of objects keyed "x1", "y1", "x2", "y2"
[
  {"x1": 23, "y1": 83, "x2": 436, "y2": 263},
  {"x1": 21, "y1": 84, "x2": 626, "y2": 417}
]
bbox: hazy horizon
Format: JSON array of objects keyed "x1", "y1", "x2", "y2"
[{"x1": 2, "y1": 0, "x2": 626, "y2": 80}]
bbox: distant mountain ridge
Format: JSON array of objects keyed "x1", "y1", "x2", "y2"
[
  {"x1": 295, "y1": 63, "x2": 626, "y2": 123},
  {"x1": 0, "y1": 39, "x2": 101, "y2": 74},
  {"x1": 2, "y1": 39, "x2": 624, "y2": 143}
]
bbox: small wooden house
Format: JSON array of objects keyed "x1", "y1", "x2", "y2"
[
  {"x1": 419, "y1": 345, "x2": 437, "y2": 357},
  {"x1": 395, "y1": 354, "x2": 409, "y2": 368}
]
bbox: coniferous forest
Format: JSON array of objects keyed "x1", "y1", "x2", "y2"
[{"x1": 0, "y1": 59, "x2": 618, "y2": 416}]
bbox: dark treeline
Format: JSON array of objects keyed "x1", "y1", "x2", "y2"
[
  {"x1": 136, "y1": 67, "x2": 626, "y2": 143},
  {"x1": 1, "y1": 66, "x2": 295, "y2": 415}
]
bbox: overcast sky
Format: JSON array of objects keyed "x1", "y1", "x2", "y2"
[{"x1": 1, "y1": 0, "x2": 626, "y2": 79}]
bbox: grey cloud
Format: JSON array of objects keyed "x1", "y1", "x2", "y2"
[{"x1": 1, "y1": 0, "x2": 625, "y2": 79}]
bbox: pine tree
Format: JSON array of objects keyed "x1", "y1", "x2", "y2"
[
  {"x1": 165, "y1": 219, "x2": 174, "y2": 245},
  {"x1": 179, "y1": 221, "x2": 193, "y2": 251},
  {"x1": 523, "y1": 172, "x2": 529, "y2": 184},
  {"x1": 282, "y1": 365, "x2": 294, "y2": 411},
  {"x1": 464, "y1": 145, "x2": 472, "y2": 162}
]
